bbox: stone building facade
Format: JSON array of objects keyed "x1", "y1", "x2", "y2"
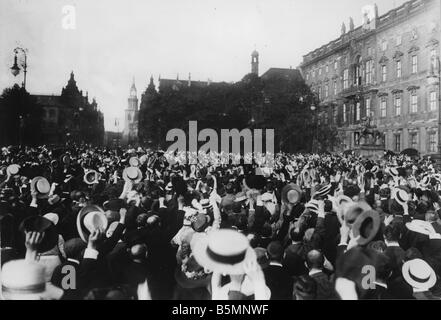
[{"x1": 300, "y1": 0, "x2": 440, "y2": 155}]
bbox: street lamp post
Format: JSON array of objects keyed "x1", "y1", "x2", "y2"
[{"x1": 10, "y1": 47, "x2": 28, "y2": 90}]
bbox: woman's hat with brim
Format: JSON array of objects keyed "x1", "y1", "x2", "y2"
[
  {"x1": 122, "y1": 167, "x2": 143, "y2": 184},
  {"x1": 19, "y1": 216, "x2": 58, "y2": 253},
  {"x1": 1, "y1": 259, "x2": 64, "y2": 300},
  {"x1": 405, "y1": 219, "x2": 437, "y2": 236},
  {"x1": 30, "y1": 176, "x2": 51, "y2": 199},
  {"x1": 392, "y1": 187, "x2": 410, "y2": 206},
  {"x1": 83, "y1": 170, "x2": 100, "y2": 185},
  {"x1": 352, "y1": 210, "x2": 381, "y2": 246},
  {"x1": 43, "y1": 213, "x2": 59, "y2": 226},
  {"x1": 344, "y1": 201, "x2": 372, "y2": 225},
  {"x1": 281, "y1": 183, "x2": 303, "y2": 204},
  {"x1": 129, "y1": 157, "x2": 140, "y2": 167},
  {"x1": 174, "y1": 256, "x2": 212, "y2": 289},
  {"x1": 6, "y1": 164, "x2": 20, "y2": 176},
  {"x1": 76, "y1": 205, "x2": 108, "y2": 242},
  {"x1": 402, "y1": 259, "x2": 437, "y2": 291},
  {"x1": 192, "y1": 229, "x2": 256, "y2": 275}
]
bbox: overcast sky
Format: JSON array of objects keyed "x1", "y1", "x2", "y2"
[{"x1": 0, "y1": 0, "x2": 408, "y2": 131}]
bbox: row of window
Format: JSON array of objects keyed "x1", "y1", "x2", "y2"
[
  {"x1": 351, "y1": 131, "x2": 437, "y2": 153},
  {"x1": 307, "y1": 48, "x2": 438, "y2": 85},
  {"x1": 321, "y1": 91, "x2": 438, "y2": 125}
]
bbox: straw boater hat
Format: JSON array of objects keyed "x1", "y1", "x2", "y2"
[
  {"x1": 76, "y1": 205, "x2": 108, "y2": 242},
  {"x1": 392, "y1": 188, "x2": 409, "y2": 206},
  {"x1": 122, "y1": 167, "x2": 143, "y2": 184},
  {"x1": 388, "y1": 167, "x2": 399, "y2": 177},
  {"x1": 83, "y1": 170, "x2": 100, "y2": 185},
  {"x1": 420, "y1": 176, "x2": 431, "y2": 189},
  {"x1": 129, "y1": 157, "x2": 141, "y2": 167},
  {"x1": 352, "y1": 210, "x2": 381, "y2": 246},
  {"x1": 192, "y1": 229, "x2": 256, "y2": 275},
  {"x1": 281, "y1": 184, "x2": 303, "y2": 204},
  {"x1": 313, "y1": 184, "x2": 332, "y2": 199},
  {"x1": 402, "y1": 259, "x2": 437, "y2": 291},
  {"x1": 6, "y1": 164, "x2": 20, "y2": 176},
  {"x1": 405, "y1": 219, "x2": 439, "y2": 237},
  {"x1": 30, "y1": 176, "x2": 51, "y2": 199},
  {"x1": 1, "y1": 259, "x2": 64, "y2": 300}
]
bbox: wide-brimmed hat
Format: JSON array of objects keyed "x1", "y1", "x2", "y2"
[
  {"x1": 392, "y1": 188, "x2": 409, "y2": 206},
  {"x1": 129, "y1": 157, "x2": 140, "y2": 167},
  {"x1": 76, "y1": 205, "x2": 108, "y2": 242},
  {"x1": 192, "y1": 229, "x2": 256, "y2": 275},
  {"x1": 191, "y1": 212, "x2": 211, "y2": 232},
  {"x1": 281, "y1": 184, "x2": 302, "y2": 204},
  {"x1": 352, "y1": 210, "x2": 381, "y2": 246},
  {"x1": 405, "y1": 219, "x2": 437, "y2": 236},
  {"x1": 43, "y1": 213, "x2": 59, "y2": 226},
  {"x1": 402, "y1": 259, "x2": 437, "y2": 291},
  {"x1": 344, "y1": 202, "x2": 372, "y2": 225},
  {"x1": 60, "y1": 154, "x2": 71, "y2": 165},
  {"x1": 122, "y1": 167, "x2": 143, "y2": 184},
  {"x1": 371, "y1": 165, "x2": 379, "y2": 174},
  {"x1": 388, "y1": 167, "x2": 399, "y2": 177},
  {"x1": 420, "y1": 176, "x2": 431, "y2": 189},
  {"x1": 30, "y1": 176, "x2": 51, "y2": 199},
  {"x1": 174, "y1": 255, "x2": 212, "y2": 289},
  {"x1": 83, "y1": 170, "x2": 100, "y2": 185},
  {"x1": 19, "y1": 216, "x2": 58, "y2": 253},
  {"x1": 6, "y1": 164, "x2": 20, "y2": 176},
  {"x1": 1, "y1": 259, "x2": 64, "y2": 300}
]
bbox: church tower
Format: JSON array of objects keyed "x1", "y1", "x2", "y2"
[
  {"x1": 123, "y1": 78, "x2": 139, "y2": 145},
  {"x1": 251, "y1": 50, "x2": 259, "y2": 75}
]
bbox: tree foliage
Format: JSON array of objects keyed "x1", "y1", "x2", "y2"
[{"x1": 138, "y1": 74, "x2": 339, "y2": 153}]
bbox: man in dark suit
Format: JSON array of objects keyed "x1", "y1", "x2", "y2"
[
  {"x1": 383, "y1": 223, "x2": 405, "y2": 278},
  {"x1": 306, "y1": 250, "x2": 336, "y2": 300},
  {"x1": 263, "y1": 241, "x2": 293, "y2": 300}
]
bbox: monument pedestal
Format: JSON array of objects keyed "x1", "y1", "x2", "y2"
[{"x1": 353, "y1": 144, "x2": 385, "y2": 159}]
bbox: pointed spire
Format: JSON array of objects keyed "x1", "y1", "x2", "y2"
[
  {"x1": 341, "y1": 22, "x2": 346, "y2": 35},
  {"x1": 188, "y1": 73, "x2": 191, "y2": 87}
]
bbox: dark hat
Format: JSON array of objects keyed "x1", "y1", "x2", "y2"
[
  {"x1": 19, "y1": 216, "x2": 58, "y2": 253},
  {"x1": 281, "y1": 184, "x2": 303, "y2": 204},
  {"x1": 245, "y1": 175, "x2": 266, "y2": 190}
]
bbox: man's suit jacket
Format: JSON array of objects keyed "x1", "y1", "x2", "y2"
[
  {"x1": 310, "y1": 271, "x2": 336, "y2": 300},
  {"x1": 263, "y1": 263, "x2": 293, "y2": 300}
]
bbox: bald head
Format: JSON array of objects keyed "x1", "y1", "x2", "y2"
[{"x1": 306, "y1": 250, "x2": 324, "y2": 269}]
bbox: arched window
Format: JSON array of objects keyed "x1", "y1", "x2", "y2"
[
  {"x1": 127, "y1": 114, "x2": 131, "y2": 122},
  {"x1": 354, "y1": 56, "x2": 363, "y2": 86}
]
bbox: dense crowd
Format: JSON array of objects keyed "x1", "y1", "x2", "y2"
[{"x1": 1, "y1": 145, "x2": 441, "y2": 300}]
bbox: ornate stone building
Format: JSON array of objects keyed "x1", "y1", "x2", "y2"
[
  {"x1": 300, "y1": 0, "x2": 440, "y2": 155},
  {"x1": 33, "y1": 72, "x2": 104, "y2": 145}
]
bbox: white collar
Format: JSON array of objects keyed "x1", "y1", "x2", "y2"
[
  {"x1": 67, "y1": 258, "x2": 80, "y2": 265},
  {"x1": 386, "y1": 242, "x2": 400, "y2": 247},
  {"x1": 373, "y1": 281, "x2": 388, "y2": 289},
  {"x1": 309, "y1": 269, "x2": 322, "y2": 276},
  {"x1": 269, "y1": 261, "x2": 283, "y2": 267}
]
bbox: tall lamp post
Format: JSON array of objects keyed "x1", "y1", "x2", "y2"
[
  {"x1": 10, "y1": 47, "x2": 28, "y2": 90},
  {"x1": 428, "y1": 55, "x2": 441, "y2": 167}
]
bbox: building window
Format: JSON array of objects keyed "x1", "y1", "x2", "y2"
[
  {"x1": 429, "y1": 133, "x2": 437, "y2": 153},
  {"x1": 430, "y1": 91, "x2": 437, "y2": 111},
  {"x1": 334, "y1": 60, "x2": 338, "y2": 70},
  {"x1": 380, "y1": 98, "x2": 387, "y2": 118},
  {"x1": 396, "y1": 35, "x2": 402, "y2": 46},
  {"x1": 381, "y1": 65, "x2": 387, "y2": 82},
  {"x1": 410, "y1": 92, "x2": 418, "y2": 113},
  {"x1": 334, "y1": 80, "x2": 338, "y2": 96},
  {"x1": 49, "y1": 109, "x2": 56, "y2": 118},
  {"x1": 325, "y1": 84, "x2": 329, "y2": 98},
  {"x1": 396, "y1": 60, "x2": 402, "y2": 78},
  {"x1": 410, "y1": 133, "x2": 418, "y2": 149},
  {"x1": 343, "y1": 104, "x2": 347, "y2": 123},
  {"x1": 394, "y1": 134, "x2": 401, "y2": 152},
  {"x1": 394, "y1": 96, "x2": 401, "y2": 116},
  {"x1": 306, "y1": 73, "x2": 310, "y2": 81},
  {"x1": 354, "y1": 132, "x2": 360, "y2": 146},
  {"x1": 324, "y1": 111, "x2": 328, "y2": 124},
  {"x1": 333, "y1": 106, "x2": 338, "y2": 124},
  {"x1": 382, "y1": 40, "x2": 388, "y2": 52},
  {"x1": 343, "y1": 69, "x2": 349, "y2": 89},
  {"x1": 411, "y1": 55, "x2": 418, "y2": 74},
  {"x1": 365, "y1": 60, "x2": 373, "y2": 84},
  {"x1": 355, "y1": 102, "x2": 361, "y2": 121},
  {"x1": 355, "y1": 56, "x2": 362, "y2": 86},
  {"x1": 325, "y1": 64, "x2": 329, "y2": 73},
  {"x1": 365, "y1": 97, "x2": 371, "y2": 118},
  {"x1": 313, "y1": 69, "x2": 316, "y2": 78},
  {"x1": 319, "y1": 68, "x2": 322, "y2": 76}
]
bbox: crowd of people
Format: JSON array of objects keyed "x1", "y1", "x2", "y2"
[{"x1": 1, "y1": 144, "x2": 441, "y2": 300}]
